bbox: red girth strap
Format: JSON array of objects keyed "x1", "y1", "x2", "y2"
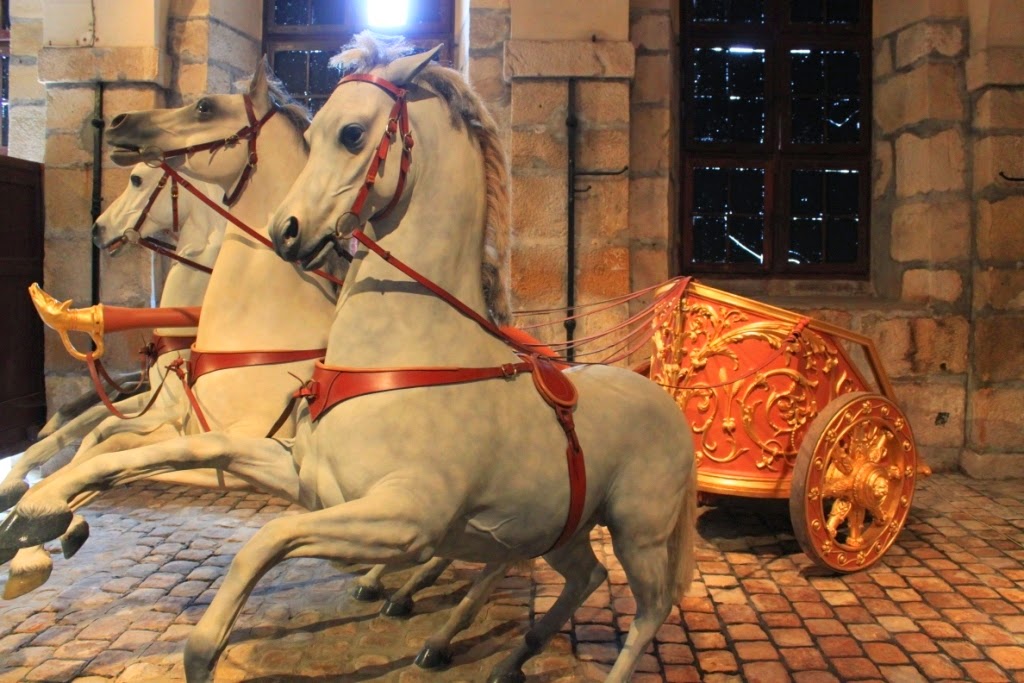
[{"x1": 186, "y1": 346, "x2": 326, "y2": 387}]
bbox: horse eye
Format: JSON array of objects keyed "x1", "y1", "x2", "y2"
[
  {"x1": 196, "y1": 98, "x2": 213, "y2": 116},
  {"x1": 339, "y1": 124, "x2": 365, "y2": 150},
  {"x1": 130, "y1": 175, "x2": 142, "y2": 188}
]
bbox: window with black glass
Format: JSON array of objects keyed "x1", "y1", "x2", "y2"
[
  {"x1": 681, "y1": 0, "x2": 871, "y2": 276},
  {"x1": 263, "y1": 0, "x2": 452, "y2": 116}
]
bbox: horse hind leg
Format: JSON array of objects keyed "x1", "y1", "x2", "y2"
[
  {"x1": 603, "y1": 488, "x2": 695, "y2": 683},
  {"x1": 487, "y1": 535, "x2": 607, "y2": 683},
  {"x1": 415, "y1": 560, "x2": 507, "y2": 669},
  {"x1": 381, "y1": 556, "x2": 453, "y2": 617}
]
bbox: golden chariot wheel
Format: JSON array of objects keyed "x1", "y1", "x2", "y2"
[{"x1": 789, "y1": 392, "x2": 918, "y2": 573}]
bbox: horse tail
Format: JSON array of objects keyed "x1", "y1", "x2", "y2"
[{"x1": 670, "y1": 456, "x2": 699, "y2": 602}]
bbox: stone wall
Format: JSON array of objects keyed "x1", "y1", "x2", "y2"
[{"x1": 867, "y1": 0, "x2": 1023, "y2": 476}]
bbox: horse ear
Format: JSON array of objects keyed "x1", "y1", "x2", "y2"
[
  {"x1": 383, "y1": 45, "x2": 442, "y2": 87},
  {"x1": 248, "y1": 56, "x2": 273, "y2": 113}
]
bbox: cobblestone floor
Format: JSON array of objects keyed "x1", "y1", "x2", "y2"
[{"x1": 0, "y1": 472, "x2": 1022, "y2": 682}]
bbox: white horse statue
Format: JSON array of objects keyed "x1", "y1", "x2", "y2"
[
  {"x1": 0, "y1": 35, "x2": 698, "y2": 682},
  {"x1": 2, "y1": 63, "x2": 454, "y2": 613},
  {"x1": 0, "y1": 163, "x2": 225, "y2": 513}
]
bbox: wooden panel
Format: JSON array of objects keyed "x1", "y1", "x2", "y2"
[{"x1": 0, "y1": 155, "x2": 45, "y2": 449}]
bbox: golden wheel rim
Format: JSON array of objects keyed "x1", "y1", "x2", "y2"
[{"x1": 790, "y1": 392, "x2": 917, "y2": 573}]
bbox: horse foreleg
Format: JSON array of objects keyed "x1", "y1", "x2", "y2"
[
  {"x1": 185, "y1": 490, "x2": 447, "y2": 683},
  {"x1": 415, "y1": 560, "x2": 507, "y2": 669},
  {"x1": 74, "y1": 409, "x2": 176, "y2": 458},
  {"x1": 380, "y1": 557, "x2": 453, "y2": 617},
  {"x1": 0, "y1": 434, "x2": 300, "y2": 554},
  {"x1": 488, "y1": 535, "x2": 606, "y2": 683},
  {"x1": 0, "y1": 397, "x2": 147, "y2": 511}
]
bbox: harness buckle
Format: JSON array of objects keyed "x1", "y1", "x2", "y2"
[
  {"x1": 500, "y1": 363, "x2": 518, "y2": 378},
  {"x1": 387, "y1": 118, "x2": 398, "y2": 138},
  {"x1": 123, "y1": 228, "x2": 141, "y2": 244},
  {"x1": 225, "y1": 135, "x2": 240, "y2": 147},
  {"x1": 403, "y1": 133, "x2": 414, "y2": 150}
]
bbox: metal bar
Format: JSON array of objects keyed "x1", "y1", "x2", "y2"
[
  {"x1": 565, "y1": 78, "x2": 577, "y2": 361},
  {"x1": 90, "y1": 83, "x2": 104, "y2": 307}
]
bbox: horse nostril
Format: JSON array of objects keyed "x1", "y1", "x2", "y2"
[
  {"x1": 283, "y1": 216, "x2": 299, "y2": 243},
  {"x1": 110, "y1": 114, "x2": 128, "y2": 128}
]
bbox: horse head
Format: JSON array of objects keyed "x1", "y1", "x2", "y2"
[
  {"x1": 92, "y1": 163, "x2": 222, "y2": 261},
  {"x1": 268, "y1": 43, "x2": 440, "y2": 270},
  {"x1": 107, "y1": 58, "x2": 294, "y2": 204}
]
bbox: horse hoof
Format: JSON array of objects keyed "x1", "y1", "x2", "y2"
[
  {"x1": 0, "y1": 480, "x2": 29, "y2": 512},
  {"x1": 380, "y1": 595, "x2": 414, "y2": 618},
  {"x1": 352, "y1": 584, "x2": 383, "y2": 602},
  {"x1": 60, "y1": 515, "x2": 90, "y2": 559},
  {"x1": 414, "y1": 645, "x2": 451, "y2": 669},
  {"x1": 3, "y1": 546, "x2": 53, "y2": 599},
  {"x1": 0, "y1": 507, "x2": 73, "y2": 550},
  {"x1": 487, "y1": 670, "x2": 526, "y2": 683}
]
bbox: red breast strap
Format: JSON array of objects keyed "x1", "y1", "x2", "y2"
[
  {"x1": 303, "y1": 359, "x2": 531, "y2": 422},
  {"x1": 150, "y1": 334, "x2": 196, "y2": 358},
  {"x1": 301, "y1": 354, "x2": 587, "y2": 553},
  {"x1": 187, "y1": 346, "x2": 326, "y2": 387}
]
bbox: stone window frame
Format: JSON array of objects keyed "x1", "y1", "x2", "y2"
[
  {"x1": 678, "y1": 0, "x2": 873, "y2": 279},
  {"x1": 262, "y1": 0, "x2": 454, "y2": 115}
]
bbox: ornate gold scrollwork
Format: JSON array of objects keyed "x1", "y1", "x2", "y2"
[{"x1": 650, "y1": 288, "x2": 857, "y2": 477}]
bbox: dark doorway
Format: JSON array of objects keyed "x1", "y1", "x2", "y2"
[{"x1": 0, "y1": 155, "x2": 45, "y2": 452}]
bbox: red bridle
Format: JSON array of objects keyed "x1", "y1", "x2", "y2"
[
  {"x1": 335, "y1": 73, "x2": 415, "y2": 230},
  {"x1": 148, "y1": 94, "x2": 277, "y2": 207},
  {"x1": 106, "y1": 170, "x2": 215, "y2": 275}
]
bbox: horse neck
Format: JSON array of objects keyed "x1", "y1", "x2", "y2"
[
  {"x1": 197, "y1": 117, "x2": 336, "y2": 350},
  {"x1": 327, "y1": 133, "x2": 509, "y2": 367},
  {"x1": 174, "y1": 184, "x2": 224, "y2": 265}
]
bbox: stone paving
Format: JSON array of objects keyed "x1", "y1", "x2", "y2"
[{"x1": 0, "y1": 472, "x2": 1022, "y2": 682}]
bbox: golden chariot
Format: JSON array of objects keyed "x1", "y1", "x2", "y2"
[{"x1": 647, "y1": 281, "x2": 927, "y2": 573}]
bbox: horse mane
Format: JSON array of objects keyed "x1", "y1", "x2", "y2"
[{"x1": 329, "y1": 32, "x2": 512, "y2": 326}]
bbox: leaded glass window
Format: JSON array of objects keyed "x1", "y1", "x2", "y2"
[
  {"x1": 681, "y1": 0, "x2": 871, "y2": 276},
  {"x1": 263, "y1": 0, "x2": 453, "y2": 116}
]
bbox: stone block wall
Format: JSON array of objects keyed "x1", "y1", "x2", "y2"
[{"x1": 866, "y1": 0, "x2": 1024, "y2": 476}]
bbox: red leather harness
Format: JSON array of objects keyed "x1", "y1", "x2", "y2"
[
  {"x1": 84, "y1": 333, "x2": 196, "y2": 421},
  {"x1": 295, "y1": 72, "x2": 589, "y2": 552},
  {"x1": 156, "y1": 94, "x2": 276, "y2": 207},
  {"x1": 185, "y1": 346, "x2": 327, "y2": 388}
]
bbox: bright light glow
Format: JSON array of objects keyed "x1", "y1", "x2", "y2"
[
  {"x1": 367, "y1": 0, "x2": 409, "y2": 28},
  {"x1": 728, "y1": 46, "x2": 763, "y2": 54}
]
